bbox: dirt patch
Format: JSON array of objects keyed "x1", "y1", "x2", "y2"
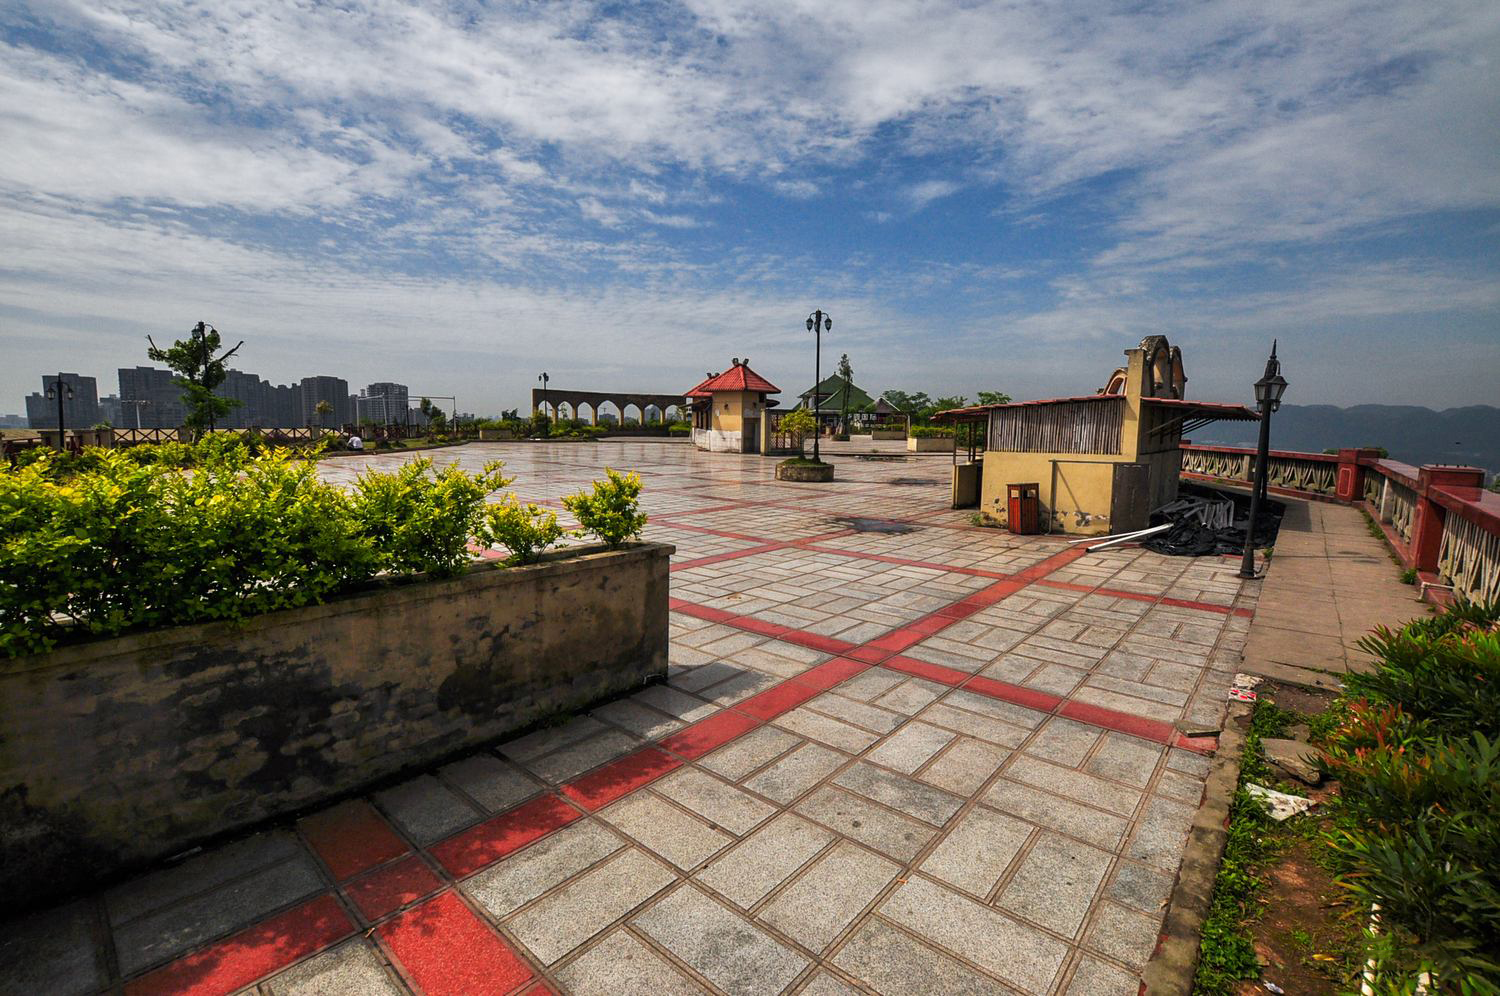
[
  {"x1": 1236, "y1": 830, "x2": 1362, "y2": 996},
  {"x1": 1258, "y1": 679, "x2": 1336, "y2": 717}
]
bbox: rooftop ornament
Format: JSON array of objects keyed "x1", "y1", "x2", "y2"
[{"x1": 1240, "y1": 341, "x2": 1289, "y2": 579}]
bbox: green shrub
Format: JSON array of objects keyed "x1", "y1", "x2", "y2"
[
  {"x1": 1320, "y1": 605, "x2": 1500, "y2": 989},
  {"x1": 349, "y1": 458, "x2": 511, "y2": 578},
  {"x1": 908, "y1": 425, "x2": 954, "y2": 438},
  {"x1": 562, "y1": 469, "x2": 647, "y2": 547},
  {"x1": 1400, "y1": 567, "x2": 1418, "y2": 585},
  {"x1": 667, "y1": 423, "x2": 691, "y2": 435},
  {"x1": 481, "y1": 495, "x2": 566, "y2": 564}
]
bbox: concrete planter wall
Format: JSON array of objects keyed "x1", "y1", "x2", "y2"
[
  {"x1": 907, "y1": 436, "x2": 955, "y2": 452},
  {"x1": 776, "y1": 461, "x2": 835, "y2": 482},
  {"x1": 0, "y1": 543, "x2": 672, "y2": 909},
  {"x1": 869, "y1": 429, "x2": 906, "y2": 440},
  {"x1": 477, "y1": 428, "x2": 516, "y2": 441}
]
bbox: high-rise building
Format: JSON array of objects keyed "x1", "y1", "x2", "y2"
[
  {"x1": 26, "y1": 373, "x2": 102, "y2": 429},
  {"x1": 363, "y1": 382, "x2": 409, "y2": 426},
  {"x1": 117, "y1": 366, "x2": 187, "y2": 428},
  {"x1": 300, "y1": 376, "x2": 350, "y2": 428}
]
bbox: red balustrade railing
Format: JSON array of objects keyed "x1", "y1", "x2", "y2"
[{"x1": 1180, "y1": 443, "x2": 1498, "y2": 605}]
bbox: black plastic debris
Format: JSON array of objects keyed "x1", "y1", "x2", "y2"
[{"x1": 1142, "y1": 483, "x2": 1284, "y2": 556}]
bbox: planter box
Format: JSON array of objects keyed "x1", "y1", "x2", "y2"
[
  {"x1": 477, "y1": 428, "x2": 516, "y2": 441},
  {"x1": 0, "y1": 543, "x2": 672, "y2": 910},
  {"x1": 908, "y1": 436, "x2": 955, "y2": 452},
  {"x1": 776, "y1": 461, "x2": 835, "y2": 482},
  {"x1": 870, "y1": 429, "x2": 906, "y2": 440}
]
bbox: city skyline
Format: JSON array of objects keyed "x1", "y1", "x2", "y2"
[{"x1": 2, "y1": 1, "x2": 1497, "y2": 416}]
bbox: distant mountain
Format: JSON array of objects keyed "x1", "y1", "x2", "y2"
[{"x1": 1189, "y1": 404, "x2": 1500, "y2": 478}]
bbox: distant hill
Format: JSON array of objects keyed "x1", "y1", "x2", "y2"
[{"x1": 1189, "y1": 404, "x2": 1500, "y2": 479}]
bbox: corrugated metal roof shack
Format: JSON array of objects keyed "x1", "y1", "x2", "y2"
[{"x1": 934, "y1": 337, "x2": 1258, "y2": 536}]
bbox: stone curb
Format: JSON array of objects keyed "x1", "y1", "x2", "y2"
[{"x1": 1141, "y1": 696, "x2": 1255, "y2": 996}]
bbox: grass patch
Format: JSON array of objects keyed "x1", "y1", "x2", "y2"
[
  {"x1": 1193, "y1": 698, "x2": 1294, "y2": 995},
  {"x1": 778, "y1": 456, "x2": 829, "y2": 467}
]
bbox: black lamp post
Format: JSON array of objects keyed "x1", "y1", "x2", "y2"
[
  {"x1": 1239, "y1": 342, "x2": 1289, "y2": 579},
  {"x1": 45, "y1": 373, "x2": 74, "y2": 451},
  {"x1": 537, "y1": 372, "x2": 550, "y2": 434},
  {"x1": 805, "y1": 310, "x2": 832, "y2": 462}
]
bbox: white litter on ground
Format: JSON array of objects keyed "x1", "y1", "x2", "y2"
[{"x1": 1246, "y1": 783, "x2": 1316, "y2": 821}]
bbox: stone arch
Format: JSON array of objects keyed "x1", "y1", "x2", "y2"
[{"x1": 623, "y1": 402, "x2": 643, "y2": 426}]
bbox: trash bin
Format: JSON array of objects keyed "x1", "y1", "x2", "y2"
[{"x1": 1007, "y1": 483, "x2": 1040, "y2": 535}]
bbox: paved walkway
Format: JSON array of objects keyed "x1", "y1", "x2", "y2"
[
  {"x1": 2, "y1": 442, "x2": 1256, "y2": 996},
  {"x1": 1241, "y1": 497, "x2": 1425, "y2": 690}
]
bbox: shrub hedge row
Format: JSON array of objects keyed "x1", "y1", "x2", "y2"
[{"x1": 0, "y1": 441, "x2": 647, "y2": 658}]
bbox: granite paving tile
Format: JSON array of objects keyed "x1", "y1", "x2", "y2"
[
  {"x1": 601, "y1": 792, "x2": 735, "y2": 869},
  {"x1": 918, "y1": 738, "x2": 1011, "y2": 796},
  {"x1": 1066, "y1": 955, "x2": 1139, "y2": 995},
  {"x1": 592, "y1": 698, "x2": 686, "y2": 740},
  {"x1": 832, "y1": 918, "x2": 1013, "y2": 996},
  {"x1": 997, "y1": 832, "x2": 1114, "y2": 937},
  {"x1": 866, "y1": 721, "x2": 957, "y2": 774},
  {"x1": 1084, "y1": 901, "x2": 1162, "y2": 972},
  {"x1": 981, "y1": 779, "x2": 1130, "y2": 851},
  {"x1": 632, "y1": 885, "x2": 810, "y2": 996},
  {"x1": 880, "y1": 876, "x2": 1069, "y2": 994},
  {"x1": 1083, "y1": 733, "x2": 1164, "y2": 789},
  {"x1": 700, "y1": 725, "x2": 802, "y2": 780},
  {"x1": 1005, "y1": 756, "x2": 1142, "y2": 816},
  {"x1": 439, "y1": 754, "x2": 541, "y2": 813},
  {"x1": 0, "y1": 901, "x2": 106, "y2": 996},
  {"x1": 696, "y1": 813, "x2": 835, "y2": 909},
  {"x1": 655, "y1": 767, "x2": 778, "y2": 834},
  {"x1": 526, "y1": 729, "x2": 646, "y2": 784},
  {"x1": 918, "y1": 806, "x2": 1032, "y2": 897},
  {"x1": 464, "y1": 819, "x2": 624, "y2": 919},
  {"x1": 104, "y1": 830, "x2": 304, "y2": 926},
  {"x1": 832, "y1": 761, "x2": 965, "y2": 825},
  {"x1": 263, "y1": 937, "x2": 402, "y2": 996},
  {"x1": 795, "y1": 786, "x2": 937, "y2": 862},
  {"x1": 554, "y1": 930, "x2": 704, "y2": 995},
  {"x1": 758, "y1": 840, "x2": 899, "y2": 951},
  {"x1": 774, "y1": 707, "x2": 881, "y2": 754},
  {"x1": 506, "y1": 847, "x2": 676, "y2": 965},
  {"x1": 744, "y1": 743, "x2": 848, "y2": 804}
]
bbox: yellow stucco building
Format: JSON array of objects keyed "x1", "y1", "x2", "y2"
[
  {"x1": 937, "y1": 337, "x2": 1257, "y2": 536},
  {"x1": 687, "y1": 359, "x2": 780, "y2": 454}
]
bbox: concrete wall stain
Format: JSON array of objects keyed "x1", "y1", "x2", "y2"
[{"x1": 0, "y1": 543, "x2": 671, "y2": 912}]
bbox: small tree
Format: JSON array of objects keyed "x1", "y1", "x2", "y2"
[
  {"x1": 779, "y1": 408, "x2": 817, "y2": 458},
  {"x1": 313, "y1": 399, "x2": 334, "y2": 428},
  {"x1": 146, "y1": 322, "x2": 244, "y2": 436},
  {"x1": 977, "y1": 391, "x2": 1012, "y2": 405}
]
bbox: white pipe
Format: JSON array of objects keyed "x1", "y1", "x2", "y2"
[
  {"x1": 1066, "y1": 524, "x2": 1163, "y2": 545},
  {"x1": 1085, "y1": 523, "x2": 1173, "y2": 552}
]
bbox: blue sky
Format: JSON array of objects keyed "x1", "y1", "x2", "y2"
[{"x1": 2, "y1": 0, "x2": 1497, "y2": 415}]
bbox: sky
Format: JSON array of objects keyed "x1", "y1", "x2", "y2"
[{"x1": 2, "y1": 0, "x2": 1498, "y2": 417}]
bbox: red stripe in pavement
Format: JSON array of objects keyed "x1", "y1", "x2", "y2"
[
  {"x1": 658, "y1": 711, "x2": 761, "y2": 759},
  {"x1": 730, "y1": 615, "x2": 796, "y2": 639},
  {"x1": 789, "y1": 543, "x2": 1010, "y2": 579},
  {"x1": 846, "y1": 644, "x2": 893, "y2": 664},
  {"x1": 963, "y1": 674, "x2": 1064, "y2": 714},
  {"x1": 882, "y1": 655, "x2": 970, "y2": 686},
  {"x1": 124, "y1": 894, "x2": 353, "y2": 996},
  {"x1": 959, "y1": 579, "x2": 1027, "y2": 606},
  {"x1": 775, "y1": 629, "x2": 859, "y2": 656},
  {"x1": 345, "y1": 854, "x2": 443, "y2": 921},
  {"x1": 1057, "y1": 700, "x2": 1179, "y2": 745},
  {"x1": 378, "y1": 891, "x2": 534, "y2": 996},
  {"x1": 1174, "y1": 733, "x2": 1220, "y2": 754},
  {"x1": 1158, "y1": 596, "x2": 1253, "y2": 618},
  {"x1": 431, "y1": 794, "x2": 582, "y2": 877},
  {"x1": 521, "y1": 983, "x2": 559, "y2": 995},
  {"x1": 671, "y1": 543, "x2": 786, "y2": 572},
  {"x1": 562, "y1": 746, "x2": 683, "y2": 810},
  {"x1": 298, "y1": 799, "x2": 409, "y2": 881},
  {"x1": 790, "y1": 656, "x2": 870, "y2": 691},
  {"x1": 1013, "y1": 544, "x2": 1091, "y2": 581},
  {"x1": 734, "y1": 680, "x2": 823, "y2": 720},
  {"x1": 669, "y1": 599, "x2": 737, "y2": 622},
  {"x1": 1033, "y1": 580, "x2": 1251, "y2": 618}
]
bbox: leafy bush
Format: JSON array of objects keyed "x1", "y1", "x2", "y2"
[
  {"x1": 349, "y1": 458, "x2": 511, "y2": 578},
  {"x1": 2, "y1": 445, "x2": 651, "y2": 658},
  {"x1": 1, "y1": 447, "x2": 377, "y2": 657},
  {"x1": 562, "y1": 468, "x2": 647, "y2": 547},
  {"x1": 667, "y1": 422, "x2": 691, "y2": 435},
  {"x1": 1320, "y1": 603, "x2": 1500, "y2": 989},
  {"x1": 481, "y1": 495, "x2": 566, "y2": 564},
  {"x1": 908, "y1": 425, "x2": 954, "y2": 438}
]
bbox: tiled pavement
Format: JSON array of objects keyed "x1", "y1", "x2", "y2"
[{"x1": 1, "y1": 442, "x2": 1258, "y2": 996}]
